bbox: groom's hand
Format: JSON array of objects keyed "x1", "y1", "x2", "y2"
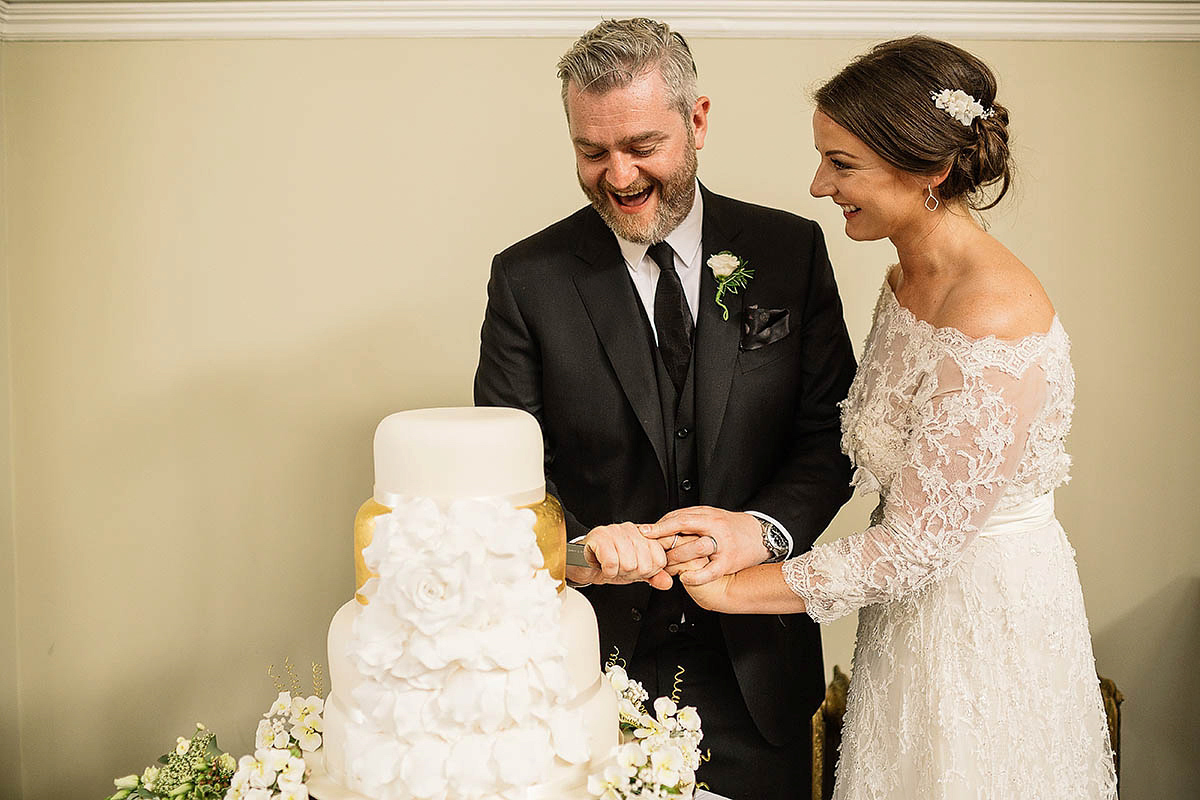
[
  {"x1": 642, "y1": 507, "x2": 770, "y2": 584},
  {"x1": 565, "y1": 522, "x2": 672, "y2": 590}
]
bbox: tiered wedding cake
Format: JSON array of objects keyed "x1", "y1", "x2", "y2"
[{"x1": 308, "y1": 407, "x2": 618, "y2": 800}]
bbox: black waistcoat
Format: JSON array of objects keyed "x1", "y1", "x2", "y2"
[{"x1": 636, "y1": 328, "x2": 722, "y2": 653}]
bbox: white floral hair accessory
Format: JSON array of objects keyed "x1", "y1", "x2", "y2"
[{"x1": 930, "y1": 88, "x2": 995, "y2": 126}]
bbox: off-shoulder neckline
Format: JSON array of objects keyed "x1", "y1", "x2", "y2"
[{"x1": 881, "y1": 275, "x2": 1062, "y2": 347}]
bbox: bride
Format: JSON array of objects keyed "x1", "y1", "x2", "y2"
[{"x1": 658, "y1": 36, "x2": 1118, "y2": 798}]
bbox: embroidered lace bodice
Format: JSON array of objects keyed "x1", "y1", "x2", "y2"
[
  {"x1": 779, "y1": 276, "x2": 1115, "y2": 799},
  {"x1": 784, "y1": 279, "x2": 1076, "y2": 623}
]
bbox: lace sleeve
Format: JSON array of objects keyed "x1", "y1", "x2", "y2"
[{"x1": 783, "y1": 351, "x2": 1048, "y2": 624}]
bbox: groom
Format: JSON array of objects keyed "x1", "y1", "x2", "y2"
[{"x1": 474, "y1": 18, "x2": 856, "y2": 798}]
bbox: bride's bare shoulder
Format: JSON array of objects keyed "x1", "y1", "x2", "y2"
[{"x1": 941, "y1": 251, "x2": 1055, "y2": 341}]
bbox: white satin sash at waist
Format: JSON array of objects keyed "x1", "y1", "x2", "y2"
[{"x1": 978, "y1": 493, "x2": 1056, "y2": 537}]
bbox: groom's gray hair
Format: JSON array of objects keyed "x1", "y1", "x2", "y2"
[{"x1": 557, "y1": 18, "x2": 698, "y2": 121}]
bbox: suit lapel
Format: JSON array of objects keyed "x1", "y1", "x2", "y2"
[
  {"x1": 695, "y1": 187, "x2": 744, "y2": 482},
  {"x1": 571, "y1": 212, "x2": 669, "y2": 482}
]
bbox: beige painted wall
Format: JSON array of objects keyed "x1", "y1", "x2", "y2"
[
  {"x1": 0, "y1": 36, "x2": 1196, "y2": 800},
  {"x1": 0, "y1": 42, "x2": 22, "y2": 800}
]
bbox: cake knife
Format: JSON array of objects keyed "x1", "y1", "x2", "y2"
[{"x1": 564, "y1": 541, "x2": 597, "y2": 567}]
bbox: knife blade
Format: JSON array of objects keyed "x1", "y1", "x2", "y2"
[{"x1": 565, "y1": 541, "x2": 596, "y2": 568}]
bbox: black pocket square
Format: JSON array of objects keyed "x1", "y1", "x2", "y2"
[{"x1": 740, "y1": 305, "x2": 790, "y2": 350}]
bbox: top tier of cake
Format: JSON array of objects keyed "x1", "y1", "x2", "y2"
[{"x1": 373, "y1": 407, "x2": 545, "y2": 507}]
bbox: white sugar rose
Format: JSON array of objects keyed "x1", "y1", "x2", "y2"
[
  {"x1": 707, "y1": 252, "x2": 740, "y2": 278},
  {"x1": 377, "y1": 563, "x2": 479, "y2": 638}
]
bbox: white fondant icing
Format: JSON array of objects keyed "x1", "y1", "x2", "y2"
[{"x1": 372, "y1": 407, "x2": 545, "y2": 506}]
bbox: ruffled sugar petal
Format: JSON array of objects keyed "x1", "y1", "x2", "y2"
[
  {"x1": 493, "y1": 727, "x2": 553, "y2": 785},
  {"x1": 398, "y1": 737, "x2": 451, "y2": 799},
  {"x1": 549, "y1": 706, "x2": 591, "y2": 764},
  {"x1": 447, "y1": 734, "x2": 498, "y2": 796}
]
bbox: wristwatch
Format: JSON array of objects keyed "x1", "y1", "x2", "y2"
[{"x1": 759, "y1": 517, "x2": 789, "y2": 563}]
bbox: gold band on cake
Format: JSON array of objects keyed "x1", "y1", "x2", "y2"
[{"x1": 353, "y1": 492, "x2": 568, "y2": 603}]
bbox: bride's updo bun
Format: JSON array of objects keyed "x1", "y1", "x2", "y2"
[{"x1": 815, "y1": 36, "x2": 1012, "y2": 210}]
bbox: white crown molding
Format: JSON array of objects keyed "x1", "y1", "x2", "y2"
[{"x1": 1, "y1": 1, "x2": 1198, "y2": 43}]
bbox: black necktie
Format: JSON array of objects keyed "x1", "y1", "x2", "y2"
[{"x1": 649, "y1": 241, "x2": 694, "y2": 394}]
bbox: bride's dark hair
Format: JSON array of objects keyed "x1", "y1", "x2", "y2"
[{"x1": 814, "y1": 36, "x2": 1012, "y2": 210}]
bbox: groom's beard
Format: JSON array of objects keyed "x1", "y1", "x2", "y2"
[{"x1": 579, "y1": 145, "x2": 698, "y2": 246}]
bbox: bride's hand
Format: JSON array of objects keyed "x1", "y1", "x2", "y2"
[
  {"x1": 678, "y1": 566, "x2": 735, "y2": 612},
  {"x1": 680, "y1": 562, "x2": 809, "y2": 616}
]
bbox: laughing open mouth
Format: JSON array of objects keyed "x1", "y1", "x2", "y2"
[{"x1": 611, "y1": 185, "x2": 654, "y2": 210}]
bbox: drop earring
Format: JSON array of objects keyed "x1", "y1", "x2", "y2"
[{"x1": 924, "y1": 185, "x2": 940, "y2": 212}]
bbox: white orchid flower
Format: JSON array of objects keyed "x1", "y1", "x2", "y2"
[
  {"x1": 290, "y1": 694, "x2": 324, "y2": 721},
  {"x1": 676, "y1": 705, "x2": 702, "y2": 732},
  {"x1": 279, "y1": 756, "x2": 307, "y2": 785},
  {"x1": 257, "y1": 747, "x2": 292, "y2": 774},
  {"x1": 254, "y1": 719, "x2": 274, "y2": 750},
  {"x1": 653, "y1": 697, "x2": 677, "y2": 721},
  {"x1": 267, "y1": 692, "x2": 292, "y2": 717},
  {"x1": 246, "y1": 757, "x2": 276, "y2": 790},
  {"x1": 290, "y1": 713, "x2": 323, "y2": 752}
]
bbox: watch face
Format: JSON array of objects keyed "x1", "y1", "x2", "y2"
[{"x1": 762, "y1": 521, "x2": 787, "y2": 557}]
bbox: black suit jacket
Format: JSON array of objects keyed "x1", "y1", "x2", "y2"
[{"x1": 474, "y1": 185, "x2": 856, "y2": 744}]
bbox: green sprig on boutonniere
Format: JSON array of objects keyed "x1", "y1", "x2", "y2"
[{"x1": 707, "y1": 251, "x2": 753, "y2": 321}]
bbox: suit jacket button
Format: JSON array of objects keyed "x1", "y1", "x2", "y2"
[
  {"x1": 631, "y1": 608, "x2": 642, "y2": 622},
  {"x1": 680, "y1": 479, "x2": 693, "y2": 492},
  {"x1": 676, "y1": 426, "x2": 691, "y2": 439}
]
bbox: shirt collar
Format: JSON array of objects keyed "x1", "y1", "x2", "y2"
[{"x1": 617, "y1": 180, "x2": 704, "y2": 273}]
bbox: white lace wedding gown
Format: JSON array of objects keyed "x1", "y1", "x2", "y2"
[{"x1": 783, "y1": 279, "x2": 1117, "y2": 799}]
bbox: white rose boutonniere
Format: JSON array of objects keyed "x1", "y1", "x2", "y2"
[{"x1": 707, "y1": 251, "x2": 753, "y2": 321}]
